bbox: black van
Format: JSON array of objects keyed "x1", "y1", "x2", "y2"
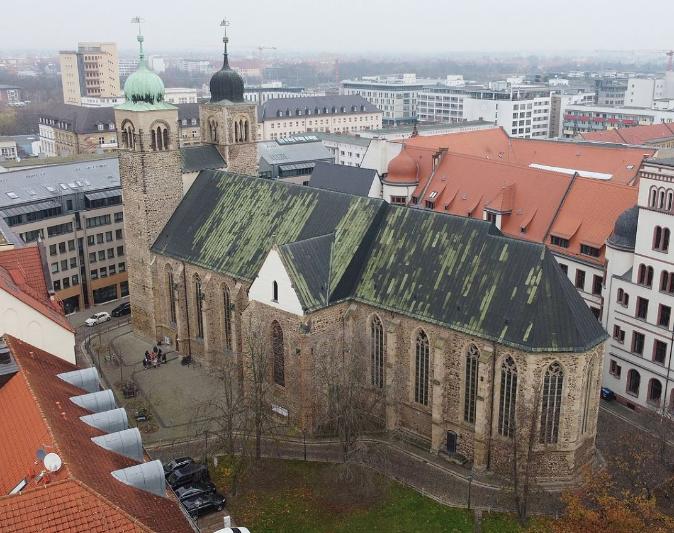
[{"x1": 167, "y1": 463, "x2": 209, "y2": 490}]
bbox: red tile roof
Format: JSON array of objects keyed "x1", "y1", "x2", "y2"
[
  {"x1": 0, "y1": 336, "x2": 193, "y2": 533},
  {"x1": 402, "y1": 127, "x2": 655, "y2": 185},
  {"x1": 546, "y1": 178, "x2": 638, "y2": 264},
  {"x1": 409, "y1": 152, "x2": 574, "y2": 243},
  {"x1": 581, "y1": 123, "x2": 674, "y2": 146},
  {"x1": 0, "y1": 246, "x2": 74, "y2": 333}
]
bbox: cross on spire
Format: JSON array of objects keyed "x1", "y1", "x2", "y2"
[
  {"x1": 220, "y1": 18, "x2": 230, "y2": 67},
  {"x1": 131, "y1": 16, "x2": 146, "y2": 60}
]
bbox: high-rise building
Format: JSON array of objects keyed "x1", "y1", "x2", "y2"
[{"x1": 59, "y1": 42, "x2": 121, "y2": 106}]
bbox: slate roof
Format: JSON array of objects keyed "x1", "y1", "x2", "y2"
[
  {"x1": 607, "y1": 205, "x2": 639, "y2": 251},
  {"x1": 152, "y1": 171, "x2": 607, "y2": 353},
  {"x1": 258, "y1": 95, "x2": 380, "y2": 122},
  {"x1": 309, "y1": 161, "x2": 378, "y2": 197},
  {"x1": 258, "y1": 140, "x2": 333, "y2": 166},
  {"x1": 180, "y1": 144, "x2": 225, "y2": 172},
  {"x1": 0, "y1": 336, "x2": 193, "y2": 533}
]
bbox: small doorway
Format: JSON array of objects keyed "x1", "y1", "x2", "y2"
[{"x1": 446, "y1": 431, "x2": 457, "y2": 455}]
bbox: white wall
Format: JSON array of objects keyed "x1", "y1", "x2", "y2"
[
  {"x1": 249, "y1": 248, "x2": 304, "y2": 316},
  {"x1": 0, "y1": 289, "x2": 75, "y2": 363},
  {"x1": 360, "y1": 138, "x2": 402, "y2": 176}
]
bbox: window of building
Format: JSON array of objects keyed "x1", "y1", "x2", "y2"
[
  {"x1": 195, "y1": 275, "x2": 204, "y2": 339},
  {"x1": 580, "y1": 244, "x2": 600, "y2": 258},
  {"x1": 98, "y1": 250, "x2": 105, "y2": 261},
  {"x1": 550, "y1": 235, "x2": 569, "y2": 248},
  {"x1": 648, "y1": 379, "x2": 663, "y2": 406},
  {"x1": 498, "y1": 357, "x2": 518, "y2": 438},
  {"x1": 109, "y1": 265, "x2": 116, "y2": 275},
  {"x1": 654, "y1": 339, "x2": 668, "y2": 365},
  {"x1": 653, "y1": 226, "x2": 670, "y2": 252},
  {"x1": 540, "y1": 362, "x2": 563, "y2": 444},
  {"x1": 223, "y1": 286, "x2": 232, "y2": 352},
  {"x1": 637, "y1": 264, "x2": 654, "y2": 287},
  {"x1": 617, "y1": 288, "x2": 629, "y2": 307},
  {"x1": 86, "y1": 214, "x2": 111, "y2": 229},
  {"x1": 107, "y1": 248, "x2": 114, "y2": 259},
  {"x1": 272, "y1": 280, "x2": 278, "y2": 302},
  {"x1": 575, "y1": 269, "x2": 586, "y2": 290},
  {"x1": 89, "y1": 252, "x2": 96, "y2": 263},
  {"x1": 632, "y1": 332, "x2": 645, "y2": 355},
  {"x1": 105, "y1": 231, "x2": 113, "y2": 242},
  {"x1": 464, "y1": 344, "x2": 479, "y2": 424},
  {"x1": 580, "y1": 361, "x2": 594, "y2": 434},
  {"x1": 167, "y1": 269, "x2": 176, "y2": 324},
  {"x1": 272, "y1": 320, "x2": 285, "y2": 386},
  {"x1": 63, "y1": 277, "x2": 70, "y2": 289},
  {"x1": 70, "y1": 257, "x2": 77, "y2": 269},
  {"x1": 114, "y1": 211, "x2": 123, "y2": 223},
  {"x1": 100, "y1": 266, "x2": 107, "y2": 278},
  {"x1": 370, "y1": 315, "x2": 384, "y2": 388},
  {"x1": 613, "y1": 325, "x2": 625, "y2": 343},
  {"x1": 68, "y1": 239, "x2": 75, "y2": 251},
  {"x1": 72, "y1": 274, "x2": 79, "y2": 286},
  {"x1": 390, "y1": 196, "x2": 407, "y2": 206},
  {"x1": 119, "y1": 262, "x2": 126, "y2": 272},
  {"x1": 609, "y1": 359, "x2": 621, "y2": 378},
  {"x1": 90, "y1": 269, "x2": 98, "y2": 280},
  {"x1": 592, "y1": 275, "x2": 603, "y2": 295},
  {"x1": 49, "y1": 244, "x2": 57, "y2": 256},
  {"x1": 87, "y1": 235, "x2": 95, "y2": 246},
  {"x1": 636, "y1": 297, "x2": 649, "y2": 320},
  {"x1": 627, "y1": 369, "x2": 641, "y2": 396},
  {"x1": 96, "y1": 234, "x2": 104, "y2": 244},
  {"x1": 58, "y1": 242, "x2": 66, "y2": 254},
  {"x1": 660, "y1": 271, "x2": 674, "y2": 293},
  {"x1": 658, "y1": 304, "x2": 671, "y2": 328},
  {"x1": 559, "y1": 263, "x2": 568, "y2": 275},
  {"x1": 116, "y1": 229, "x2": 123, "y2": 240},
  {"x1": 414, "y1": 330, "x2": 430, "y2": 406}
]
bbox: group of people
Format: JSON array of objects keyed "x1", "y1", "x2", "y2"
[{"x1": 142, "y1": 345, "x2": 167, "y2": 369}]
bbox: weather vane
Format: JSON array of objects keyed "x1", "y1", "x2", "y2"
[{"x1": 131, "y1": 17, "x2": 146, "y2": 58}]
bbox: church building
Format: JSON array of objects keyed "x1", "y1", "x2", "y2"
[{"x1": 115, "y1": 30, "x2": 607, "y2": 484}]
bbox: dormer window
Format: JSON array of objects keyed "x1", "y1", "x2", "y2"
[
  {"x1": 550, "y1": 235, "x2": 569, "y2": 248},
  {"x1": 485, "y1": 211, "x2": 497, "y2": 225},
  {"x1": 272, "y1": 280, "x2": 278, "y2": 302},
  {"x1": 580, "y1": 244, "x2": 600, "y2": 258}
]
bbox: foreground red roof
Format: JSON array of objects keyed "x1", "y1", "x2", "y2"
[
  {"x1": 0, "y1": 245, "x2": 50, "y2": 301},
  {"x1": 0, "y1": 336, "x2": 193, "y2": 533},
  {"x1": 581, "y1": 123, "x2": 674, "y2": 146},
  {"x1": 402, "y1": 127, "x2": 655, "y2": 185}
]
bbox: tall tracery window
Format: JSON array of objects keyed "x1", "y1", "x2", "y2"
[
  {"x1": 194, "y1": 275, "x2": 204, "y2": 339},
  {"x1": 162, "y1": 127, "x2": 169, "y2": 150},
  {"x1": 167, "y1": 269, "x2": 176, "y2": 324},
  {"x1": 649, "y1": 187, "x2": 658, "y2": 208},
  {"x1": 464, "y1": 344, "x2": 479, "y2": 424},
  {"x1": 272, "y1": 321, "x2": 285, "y2": 386},
  {"x1": 223, "y1": 286, "x2": 232, "y2": 352},
  {"x1": 540, "y1": 362, "x2": 564, "y2": 444},
  {"x1": 498, "y1": 357, "x2": 518, "y2": 437},
  {"x1": 653, "y1": 226, "x2": 671, "y2": 252},
  {"x1": 580, "y1": 361, "x2": 594, "y2": 434},
  {"x1": 414, "y1": 330, "x2": 430, "y2": 406},
  {"x1": 209, "y1": 118, "x2": 218, "y2": 143},
  {"x1": 370, "y1": 315, "x2": 384, "y2": 388}
]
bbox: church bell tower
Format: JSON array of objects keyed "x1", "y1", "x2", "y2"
[
  {"x1": 114, "y1": 23, "x2": 183, "y2": 338},
  {"x1": 199, "y1": 19, "x2": 258, "y2": 175}
]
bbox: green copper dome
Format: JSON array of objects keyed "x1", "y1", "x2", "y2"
[{"x1": 120, "y1": 34, "x2": 166, "y2": 107}]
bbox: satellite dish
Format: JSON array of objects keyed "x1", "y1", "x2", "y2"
[
  {"x1": 36, "y1": 448, "x2": 47, "y2": 461},
  {"x1": 43, "y1": 453, "x2": 62, "y2": 473}
]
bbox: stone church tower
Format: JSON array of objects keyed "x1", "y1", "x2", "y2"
[
  {"x1": 113, "y1": 33, "x2": 183, "y2": 338},
  {"x1": 199, "y1": 27, "x2": 258, "y2": 175}
]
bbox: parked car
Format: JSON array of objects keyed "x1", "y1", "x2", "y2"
[
  {"x1": 85, "y1": 312, "x2": 111, "y2": 326},
  {"x1": 111, "y1": 302, "x2": 131, "y2": 317},
  {"x1": 167, "y1": 463, "x2": 209, "y2": 489},
  {"x1": 175, "y1": 481, "x2": 217, "y2": 502},
  {"x1": 182, "y1": 491, "x2": 226, "y2": 518},
  {"x1": 163, "y1": 457, "x2": 193, "y2": 479},
  {"x1": 601, "y1": 387, "x2": 616, "y2": 401}
]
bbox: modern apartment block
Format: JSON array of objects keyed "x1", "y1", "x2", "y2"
[
  {"x1": 341, "y1": 74, "x2": 434, "y2": 122},
  {"x1": 38, "y1": 103, "x2": 201, "y2": 156},
  {"x1": 0, "y1": 158, "x2": 126, "y2": 313},
  {"x1": 59, "y1": 43, "x2": 121, "y2": 106},
  {"x1": 417, "y1": 86, "x2": 553, "y2": 139},
  {"x1": 602, "y1": 157, "x2": 674, "y2": 412},
  {"x1": 594, "y1": 78, "x2": 628, "y2": 106},
  {"x1": 256, "y1": 95, "x2": 382, "y2": 141},
  {"x1": 562, "y1": 104, "x2": 674, "y2": 137}
]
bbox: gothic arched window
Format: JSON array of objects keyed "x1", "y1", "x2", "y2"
[
  {"x1": 272, "y1": 321, "x2": 285, "y2": 386},
  {"x1": 414, "y1": 330, "x2": 430, "y2": 406},
  {"x1": 464, "y1": 344, "x2": 479, "y2": 424},
  {"x1": 167, "y1": 267, "x2": 176, "y2": 325},
  {"x1": 223, "y1": 286, "x2": 232, "y2": 352},
  {"x1": 498, "y1": 357, "x2": 518, "y2": 437},
  {"x1": 156, "y1": 126, "x2": 163, "y2": 150},
  {"x1": 540, "y1": 362, "x2": 564, "y2": 444},
  {"x1": 162, "y1": 127, "x2": 169, "y2": 150},
  {"x1": 370, "y1": 315, "x2": 384, "y2": 388},
  {"x1": 580, "y1": 361, "x2": 594, "y2": 434},
  {"x1": 648, "y1": 378, "x2": 662, "y2": 406},
  {"x1": 194, "y1": 275, "x2": 204, "y2": 339}
]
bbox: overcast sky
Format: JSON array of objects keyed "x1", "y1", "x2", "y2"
[{"x1": 3, "y1": 0, "x2": 674, "y2": 56}]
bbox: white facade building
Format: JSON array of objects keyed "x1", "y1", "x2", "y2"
[
  {"x1": 313, "y1": 133, "x2": 371, "y2": 167},
  {"x1": 164, "y1": 88, "x2": 198, "y2": 104},
  {"x1": 625, "y1": 78, "x2": 667, "y2": 108},
  {"x1": 341, "y1": 74, "x2": 437, "y2": 122},
  {"x1": 603, "y1": 157, "x2": 674, "y2": 412}
]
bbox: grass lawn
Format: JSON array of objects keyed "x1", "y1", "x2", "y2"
[{"x1": 209, "y1": 457, "x2": 522, "y2": 533}]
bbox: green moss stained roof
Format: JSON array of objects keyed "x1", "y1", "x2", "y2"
[{"x1": 152, "y1": 171, "x2": 607, "y2": 353}]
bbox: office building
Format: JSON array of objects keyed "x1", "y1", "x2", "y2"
[{"x1": 59, "y1": 42, "x2": 121, "y2": 106}]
